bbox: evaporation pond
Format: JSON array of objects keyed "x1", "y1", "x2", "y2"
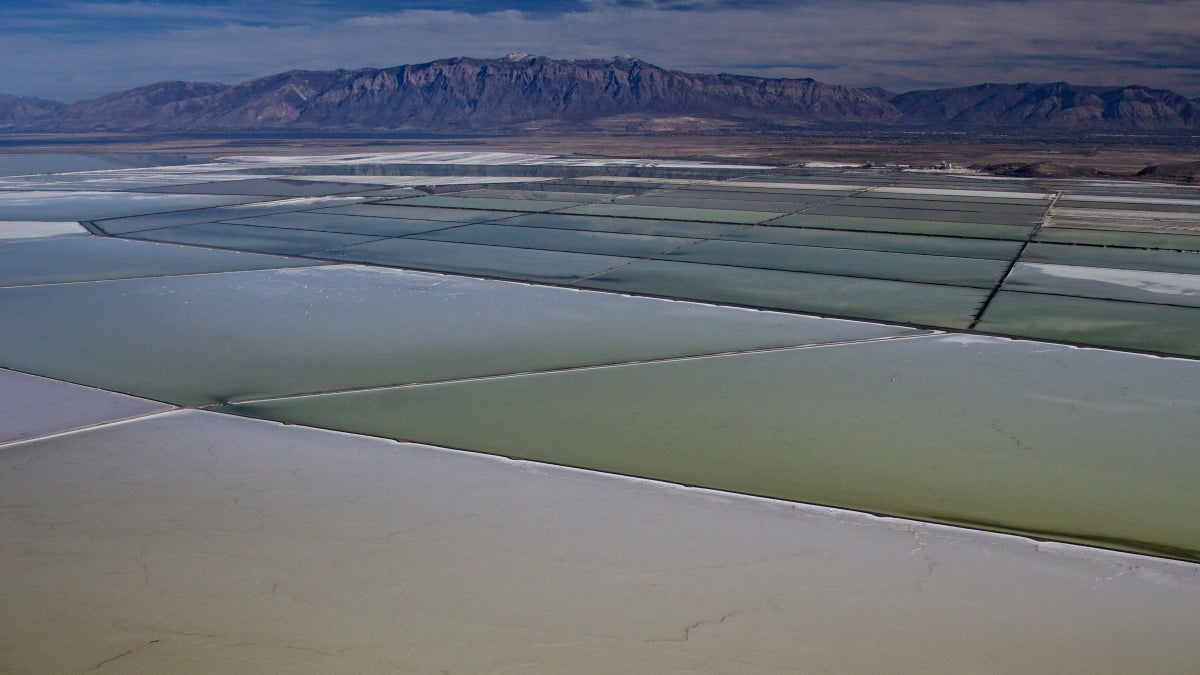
[
  {"x1": 574, "y1": 259, "x2": 987, "y2": 328},
  {"x1": 0, "y1": 264, "x2": 916, "y2": 405},
  {"x1": 0, "y1": 369, "x2": 169, "y2": 444},
  {"x1": 0, "y1": 191, "x2": 260, "y2": 221},
  {"x1": 220, "y1": 334, "x2": 1200, "y2": 561},
  {"x1": 0, "y1": 236, "x2": 323, "y2": 287}
]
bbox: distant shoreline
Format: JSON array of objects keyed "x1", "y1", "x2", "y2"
[{"x1": 1, "y1": 131, "x2": 1198, "y2": 184}]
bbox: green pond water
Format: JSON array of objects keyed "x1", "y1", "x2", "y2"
[
  {"x1": 0, "y1": 263, "x2": 913, "y2": 406},
  {"x1": 217, "y1": 334, "x2": 1200, "y2": 561}
]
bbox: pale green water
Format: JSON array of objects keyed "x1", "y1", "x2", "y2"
[
  {"x1": 766, "y1": 213, "x2": 1034, "y2": 239},
  {"x1": 125, "y1": 221, "x2": 385, "y2": 255},
  {"x1": 0, "y1": 236, "x2": 323, "y2": 287},
  {"x1": 655, "y1": 239, "x2": 1009, "y2": 288},
  {"x1": 225, "y1": 212, "x2": 472, "y2": 237},
  {"x1": 219, "y1": 335, "x2": 1200, "y2": 561},
  {"x1": 717, "y1": 225, "x2": 1025, "y2": 260},
  {"x1": 0, "y1": 264, "x2": 913, "y2": 405},
  {"x1": 1036, "y1": 227, "x2": 1200, "y2": 251},
  {"x1": 563, "y1": 203, "x2": 783, "y2": 224},
  {"x1": 499, "y1": 212, "x2": 744, "y2": 238},
  {"x1": 976, "y1": 291, "x2": 1200, "y2": 356},
  {"x1": 316, "y1": 203, "x2": 514, "y2": 222},
  {"x1": 394, "y1": 195, "x2": 583, "y2": 212},
  {"x1": 320, "y1": 237, "x2": 634, "y2": 282},
  {"x1": 573, "y1": 259, "x2": 988, "y2": 327},
  {"x1": 413, "y1": 223, "x2": 701, "y2": 258}
]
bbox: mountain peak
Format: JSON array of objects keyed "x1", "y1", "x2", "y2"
[{"x1": 3, "y1": 56, "x2": 1197, "y2": 133}]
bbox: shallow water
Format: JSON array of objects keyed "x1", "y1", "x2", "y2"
[
  {"x1": 0, "y1": 264, "x2": 913, "y2": 405},
  {"x1": 220, "y1": 334, "x2": 1200, "y2": 561},
  {"x1": 0, "y1": 153, "x2": 125, "y2": 176}
]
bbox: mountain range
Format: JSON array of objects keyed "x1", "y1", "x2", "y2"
[{"x1": 3, "y1": 54, "x2": 1198, "y2": 134}]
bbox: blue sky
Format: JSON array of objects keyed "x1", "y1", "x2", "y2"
[{"x1": 3, "y1": 0, "x2": 1198, "y2": 101}]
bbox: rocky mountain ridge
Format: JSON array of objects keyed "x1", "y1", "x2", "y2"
[
  {"x1": 3, "y1": 55, "x2": 1198, "y2": 133},
  {"x1": 892, "y1": 81, "x2": 1200, "y2": 130}
]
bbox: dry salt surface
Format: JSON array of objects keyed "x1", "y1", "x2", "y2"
[
  {"x1": 1, "y1": 388, "x2": 1197, "y2": 674},
  {"x1": 0, "y1": 220, "x2": 87, "y2": 240},
  {"x1": 1013, "y1": 262, "x2": 1200, "y2": 299}
]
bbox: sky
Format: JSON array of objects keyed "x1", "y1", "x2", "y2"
[{"x1": 2, "y1": 0, "x2": 1198, "y2": 102}]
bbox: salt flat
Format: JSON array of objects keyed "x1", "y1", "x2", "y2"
[{"x1": 2, "y1": 152, "x2": 1198, "y2": 672}]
